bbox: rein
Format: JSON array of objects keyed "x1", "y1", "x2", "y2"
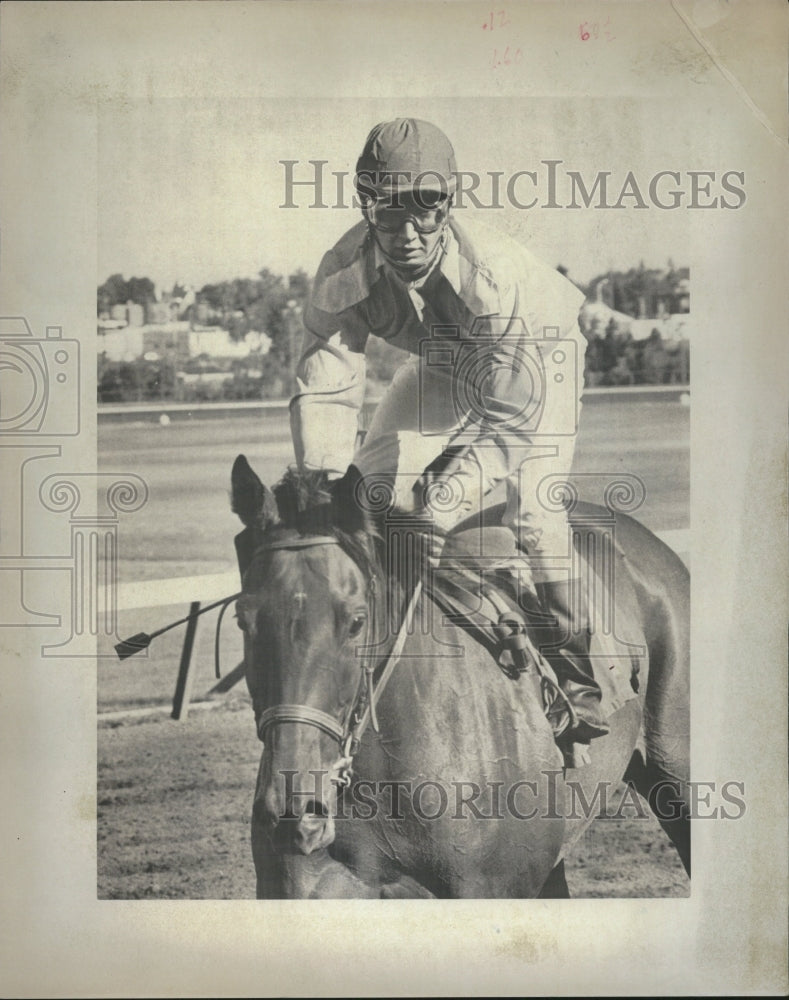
[{"x1": 252, "y1": 533, "x2": 421, "y2": 788}]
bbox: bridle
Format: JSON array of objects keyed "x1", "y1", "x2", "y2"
[
  {"x1": 248, "y1": 533, "x2": 420, "y2": 789},
  {"x1": 115, "y1": 530, "x2": 419, "y2": 789}
]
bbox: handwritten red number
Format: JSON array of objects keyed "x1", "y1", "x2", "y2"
[
  {"x1": 483, "y1": 9, "x2": 509, "y2": 30},
  {"x1": 492, "y1": 45, "x2": 522, "y2": 68}
]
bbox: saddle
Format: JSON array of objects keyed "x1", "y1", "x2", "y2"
[
  {"x1": 421, "y1": 515, "x2": 641, "y2": 763},
  {"x1": 423, "y1": 522, "x2": 578, "y2": 741}
]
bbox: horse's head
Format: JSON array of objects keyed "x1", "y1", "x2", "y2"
[{"x1": 231, "y1": 455, "x2": 378, "y2": 855}]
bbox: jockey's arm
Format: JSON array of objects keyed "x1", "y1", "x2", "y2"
[
  {"x1": 413, "y1": 322, "x2": 525, "y2": 533},
  {"x1": 415, "y1": 272, "x2": 586, "y2": 534},
  {"x1": 290, "y1": 327, "x2": 367, "y2": 477},
  {"x1": 290, "y1": 247, "x2": 369, "y2": 477}
]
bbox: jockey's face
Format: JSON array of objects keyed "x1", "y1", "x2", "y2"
[
  {"x1": 375, "y1": 219, "x2": 444, "y2": 270},
  {"x1": 366, "y1": 190, "x2": 449, "y2": 277}
]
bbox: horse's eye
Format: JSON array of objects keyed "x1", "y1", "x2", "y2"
[{"x1": 348, "y1": 614, "x2": 367, "y2": 638}]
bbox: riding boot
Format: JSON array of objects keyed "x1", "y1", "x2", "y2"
[{"x1": 533, "y1": 578, "x2": 610, "y2": 743}]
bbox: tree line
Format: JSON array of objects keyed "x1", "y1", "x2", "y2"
[{"x1": 98, "y1": 261, "x2": 688, "y2": 403}]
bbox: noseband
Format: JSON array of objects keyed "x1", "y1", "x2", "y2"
[{"x1": 248, "y1": 533, "x2": 414, "y2": 788}]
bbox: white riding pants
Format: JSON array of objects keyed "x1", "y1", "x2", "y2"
[{"x1": 354, "y1": 353, "x2": 582, "y2": 583}]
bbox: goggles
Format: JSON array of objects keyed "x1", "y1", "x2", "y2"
[{"x1": 363, "y1": 192, "x2": 451, "y2": 234}]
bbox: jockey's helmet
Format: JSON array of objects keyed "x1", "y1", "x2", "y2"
[
  {"x1": 355, "y1": 118, "x2": 457, "y2": 204},
  {"x1": 355, "y1": 118, "x2": 456, "y2": 250}
]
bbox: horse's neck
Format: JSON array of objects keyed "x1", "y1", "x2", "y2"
[{"x1": 372, "y1": 595, "x2": 560, "y2": 772}]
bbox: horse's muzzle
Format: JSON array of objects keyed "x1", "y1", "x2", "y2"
[
  {"x1": 264, "y1": 798, "x2": 336, "y2": 855},
  {"x1": 260, "y1": 765, "x2": 338, "y2": 855}
]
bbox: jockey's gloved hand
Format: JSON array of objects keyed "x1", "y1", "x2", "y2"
[{"x1": 405, "y1": 509, "x2": 448, "y2": 581}]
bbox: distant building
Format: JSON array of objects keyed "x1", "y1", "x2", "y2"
[
  {"x1": 98, "y1": 320, "x2": 271, "y2": 363},
  {"x1": 98, "y1": 321, "x2": 190, "y2": 362},
  {"x1": 588, "y1": 266, "x2": 690, "y2": 320},
  {"x1": 189, "y1": 327, "x2": 252, "y2": 359},
  {"x1": 579, "y1": 300, "x2": 634, "y2": 338},
  {"x1": 97, "y1": 277, "x2": 274, "y2": 372},
  {"x1": 141, "y1": 322, "x2": 192, "y2": 360},
  {"x1": 145, "y1": 301, "x2": 173, "y2": 325},
  {"x1": 128, "y1": 302, "x2": 145, "y2": 327},
  {"x1": 630, "y1": 314, "x2": 690, "y2": 342},
  {"x1": 97, "y1": 325, "x2": 144, "y2": 362},
  {"x1": 193, "y1": 302, "x2": 212, "y2": 325},
  {"x1": 581, "y1": 302, "x2": 690, "y2": 343},
  {"x1": 107, "y1": 300, "x2": 144, "y2": 327}
]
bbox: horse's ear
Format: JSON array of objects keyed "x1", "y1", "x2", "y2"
[
  {"x1": 231, "y1": 454, "x2": 278, "y2": 530},
  {"x1": 331, "y1": 463, "x2": 369, "y2": 534}
]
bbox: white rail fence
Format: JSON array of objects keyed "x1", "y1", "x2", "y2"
[{"x1": 98, "y1": 384, "x2": 691, "y2": 422}]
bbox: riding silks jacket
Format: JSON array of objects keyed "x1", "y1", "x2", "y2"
[{"x1": 290, "y1": 217, "x2": 586, "y2": 505}]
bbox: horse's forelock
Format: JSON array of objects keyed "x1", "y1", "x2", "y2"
[
  {"x1": 238, "y1": 467, "x2": 389, "y2": 607},
  {"x1": 273, "y1": 467, "x2": 332, "y2": 532}
]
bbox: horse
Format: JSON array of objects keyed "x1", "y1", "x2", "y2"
[{"x1": 231, "y1": 454, "x2": 690, "y2": 899}]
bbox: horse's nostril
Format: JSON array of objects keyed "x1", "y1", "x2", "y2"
[{"x1": 303, "y1": 799, "x2": 329, "y2": 819}]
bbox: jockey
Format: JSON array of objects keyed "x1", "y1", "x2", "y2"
[{"x1": 289, "y1": 117, "x2": 609, "y2": 745}]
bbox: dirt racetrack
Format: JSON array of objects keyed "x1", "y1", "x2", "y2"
[{"x1": 98, "y1": 697, "x2": 689, "y2": 900}]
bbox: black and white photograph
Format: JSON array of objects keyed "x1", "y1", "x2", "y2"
[
  {"x1": 1, "y1": 1, "x2": 786, "y2": 995},
  {"x1": 97, "y1": 105, "x2": 695, "y2": 902}
]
